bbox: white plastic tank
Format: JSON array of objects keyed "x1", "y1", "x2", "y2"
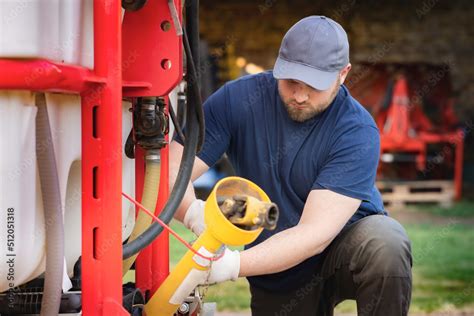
[
  {"x1": 0, "y1": 92, "x2": 136, "y2": 292},
  {"x1": 0, "y1": 0, "x2": 138, "y2": 292},
  {"x1": 0, "y1": 0, "x2": 94, "y2": 68}
]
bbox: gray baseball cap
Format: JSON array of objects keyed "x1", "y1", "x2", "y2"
[{"x1": 273, "y1": 16, "x2": 349, "y2": 91}]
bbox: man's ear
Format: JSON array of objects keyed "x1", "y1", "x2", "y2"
[{"x1": 339, "y1": 63, "x2": 352, "y2": 85}]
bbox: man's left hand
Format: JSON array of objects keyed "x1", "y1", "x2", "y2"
[{"x1": 205, "y1": 248, "x2": 240, "y2": 284}]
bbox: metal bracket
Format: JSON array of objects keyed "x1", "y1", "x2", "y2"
[{"x1": 168, "y1": 0, "x2": 183, "y2": 36}]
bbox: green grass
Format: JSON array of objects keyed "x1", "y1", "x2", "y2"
[
  {"x1": 169, "y1": 220, "x2": 194, "y2": 264},
  {"x1": 203, "y1": 279, "x2": 251, "y2": 310},
  {"x1": 406, "y1": 223, "x2": 474, "y2": 312},
  {"x1": 166, "y1": 219, "x2": 474, "y2": 313},
  {"x1": 414, "y1": 199, "x2": 474, "y2": 218}
]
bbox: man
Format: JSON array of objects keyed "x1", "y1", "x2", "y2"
[{"x1": 171, "y1": 16, "x2": 412, "y2": 315}]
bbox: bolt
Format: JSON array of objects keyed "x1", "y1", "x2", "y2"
[
  {"x1": 253, "y1": 217, "x2": 262, "y2": 225},
  {"x1": 178, "y1": 302, "x2": 190, "y2": 314}
]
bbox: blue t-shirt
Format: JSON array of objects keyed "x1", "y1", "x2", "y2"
[{"x1": 185, "y1": 71, "x2": 386, "y2": 291}]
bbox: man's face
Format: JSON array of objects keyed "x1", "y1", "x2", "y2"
[{"x1": 278, "y1": 77, "x2": 340, "y2": 122}]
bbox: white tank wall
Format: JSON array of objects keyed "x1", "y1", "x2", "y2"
[
  {"x1": 0, "y1": 93, "x2": 135, "y2": 291},
  {"x1": 0, "y1": 0, "x2": 163, "y2": 292},
  {"x1": 0, "y1": 91, "x2": 45, "y2": 291},
  {"x1": 0, "y1": 0, "x2": 94, "y2": 68}
]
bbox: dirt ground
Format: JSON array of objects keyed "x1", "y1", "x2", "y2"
[{"x1": 389, "y1": 206, "x2": 474, "y2": 226}]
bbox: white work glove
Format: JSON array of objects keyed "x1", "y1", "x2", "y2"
[
  {"x1": 183, "y1": 199, "x2": 206, "y2": 236},
  {"x1": 205, "y1": 248, "x2": 240, "y2": 284}
]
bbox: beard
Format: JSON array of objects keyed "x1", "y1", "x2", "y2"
[{"x1": 280, "y1": 83, "x2": 340, "y2": 122}]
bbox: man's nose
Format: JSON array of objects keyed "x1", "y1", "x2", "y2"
[{"x1": 294, "y1": 87, "x2": 309, "y2": 103}]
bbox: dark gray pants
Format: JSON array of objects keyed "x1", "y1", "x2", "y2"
[{"x1": 250, "y1": 215, "x2": 412, "y2": 316}]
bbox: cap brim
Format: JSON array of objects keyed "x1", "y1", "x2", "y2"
[{"x1": 273, "y1": 57, "x2": 338, "y2": 91}]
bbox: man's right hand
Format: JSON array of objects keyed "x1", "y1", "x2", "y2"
[{"x1": 183, "y1": 199, "x2": 206, "y2": 236}]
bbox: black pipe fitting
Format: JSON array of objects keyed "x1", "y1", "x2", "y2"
[{"x1": 133, "y1": 97, "x2": 169, "y2": 151}]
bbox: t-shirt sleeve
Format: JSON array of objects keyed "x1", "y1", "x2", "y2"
[
  {"x1": 175, "y1": 83, "x2": 235, "y2": 167},
  {"x1": 312, "y1": 125, "x2": 380, "y2": 201}
]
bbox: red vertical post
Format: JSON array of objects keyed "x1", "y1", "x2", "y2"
[
  {"x1": 123, "y1": 0, "x2": 183, "y2": 299},
  {"x1": 151, "y1": 105, "x2": 170, "y2": 294},
  {"x1": 121, "y1": 0, "x2": 182, "y2": 305},
  {"x1": 454, "y1": 130, "x2": 464, "y2": 200},
  {"x1": 385, "y1": 76, "x2": 411, "y2": 143},
  {"x1": 81, "y1": 0, "x2": 127, "y2": 314},
  {"x1": 135, "y1": 147, "x2": 154, "y2": 295},
  {"x1": 135, "y1": 109, "x2": 170, "y2": 297}
]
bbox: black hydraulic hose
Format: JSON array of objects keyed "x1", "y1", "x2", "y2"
[
  {"x1": 185, "y1": 0, "x2": 205, "y2": 152},
  {"x1": 122, "y1": 22, "x2": 203, "y2": 259},
  {"x1": 169, "y1": 100, "x2": 185, "y2": 143},
  {"x1": 186, "y1": 0, "x2": 200, "y2": 74},
  {"x1": 177, "y1": 91, "x2": 187, "y2": 130}
]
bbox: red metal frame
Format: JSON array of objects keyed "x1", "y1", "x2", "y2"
[
  {"x1": 349, "y1": 64, "x2": 464, "y2": 200},
  {"x1": 0, "y1": 0, "x2": 183, "y2": 314},
  {"x1": 122, "y1": 0, "x2": 182, "y2": 301},
  {"x1": 80, "y1": 1, "x2": 127, "y2": 314},
  {"x1": 122, "y1": 0, "x2": 183, "y2": 97},
  {"x1": 134, "y1": 130, "x2": 171, "y2": 299},
  {"x1": 378, "y1": 76, "x2": 464, "y2": 199},
  {"x1": 0, "y1": 1, "x2": 126, "y2": 314},
  {"x1": 0, "y1": 59, "x2": 104, "y2": 93}
]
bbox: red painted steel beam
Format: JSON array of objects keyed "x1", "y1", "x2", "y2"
[
  {"x1": 0, "y1": 59, "x2": 103, "y2": 93},
  {"x1": 122, "y1": 0, "x2": 183, "y2": 97},
  {"x1": 453, "y1": 131, "x2": 464, "y2": 200},
  {"x1": 134, "y1": 105, "x2": 172, "y2": 299},
  {"x1": 134, "y1": 147, "x2": 150, "y2": 294},
  {"x1": 135, "y1": 141, "x2": 171, "y2": 297},
  {"x1": 124, "y1": 0, "x2": 182, "y2": 298},
  {"x1": 81, "y1": 0, "x2": 128, "y2": 315}
]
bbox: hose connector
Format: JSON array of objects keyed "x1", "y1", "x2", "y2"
[
  {"x1": 132, "y1": 97, "x2": 169, "y2": 151},
  {"x1": 145, "y1": 149, "x2": 161, "y2": 162}
]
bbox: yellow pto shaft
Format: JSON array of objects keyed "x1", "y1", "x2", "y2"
[{"x1": 145, "y1": 177, "x2": 278, "y2": 316}]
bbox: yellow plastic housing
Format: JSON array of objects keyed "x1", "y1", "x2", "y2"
[
  {"x1": 204, "y1": 177, "x2": 271, "y2": 245},
  {"x1": 145, "y1": 176, "x2": 273, "y2": 316}
]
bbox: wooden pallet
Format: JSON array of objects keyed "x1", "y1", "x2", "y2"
[{"x1": 376, "y1": 180, "x2": 455, "y2": 208}]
